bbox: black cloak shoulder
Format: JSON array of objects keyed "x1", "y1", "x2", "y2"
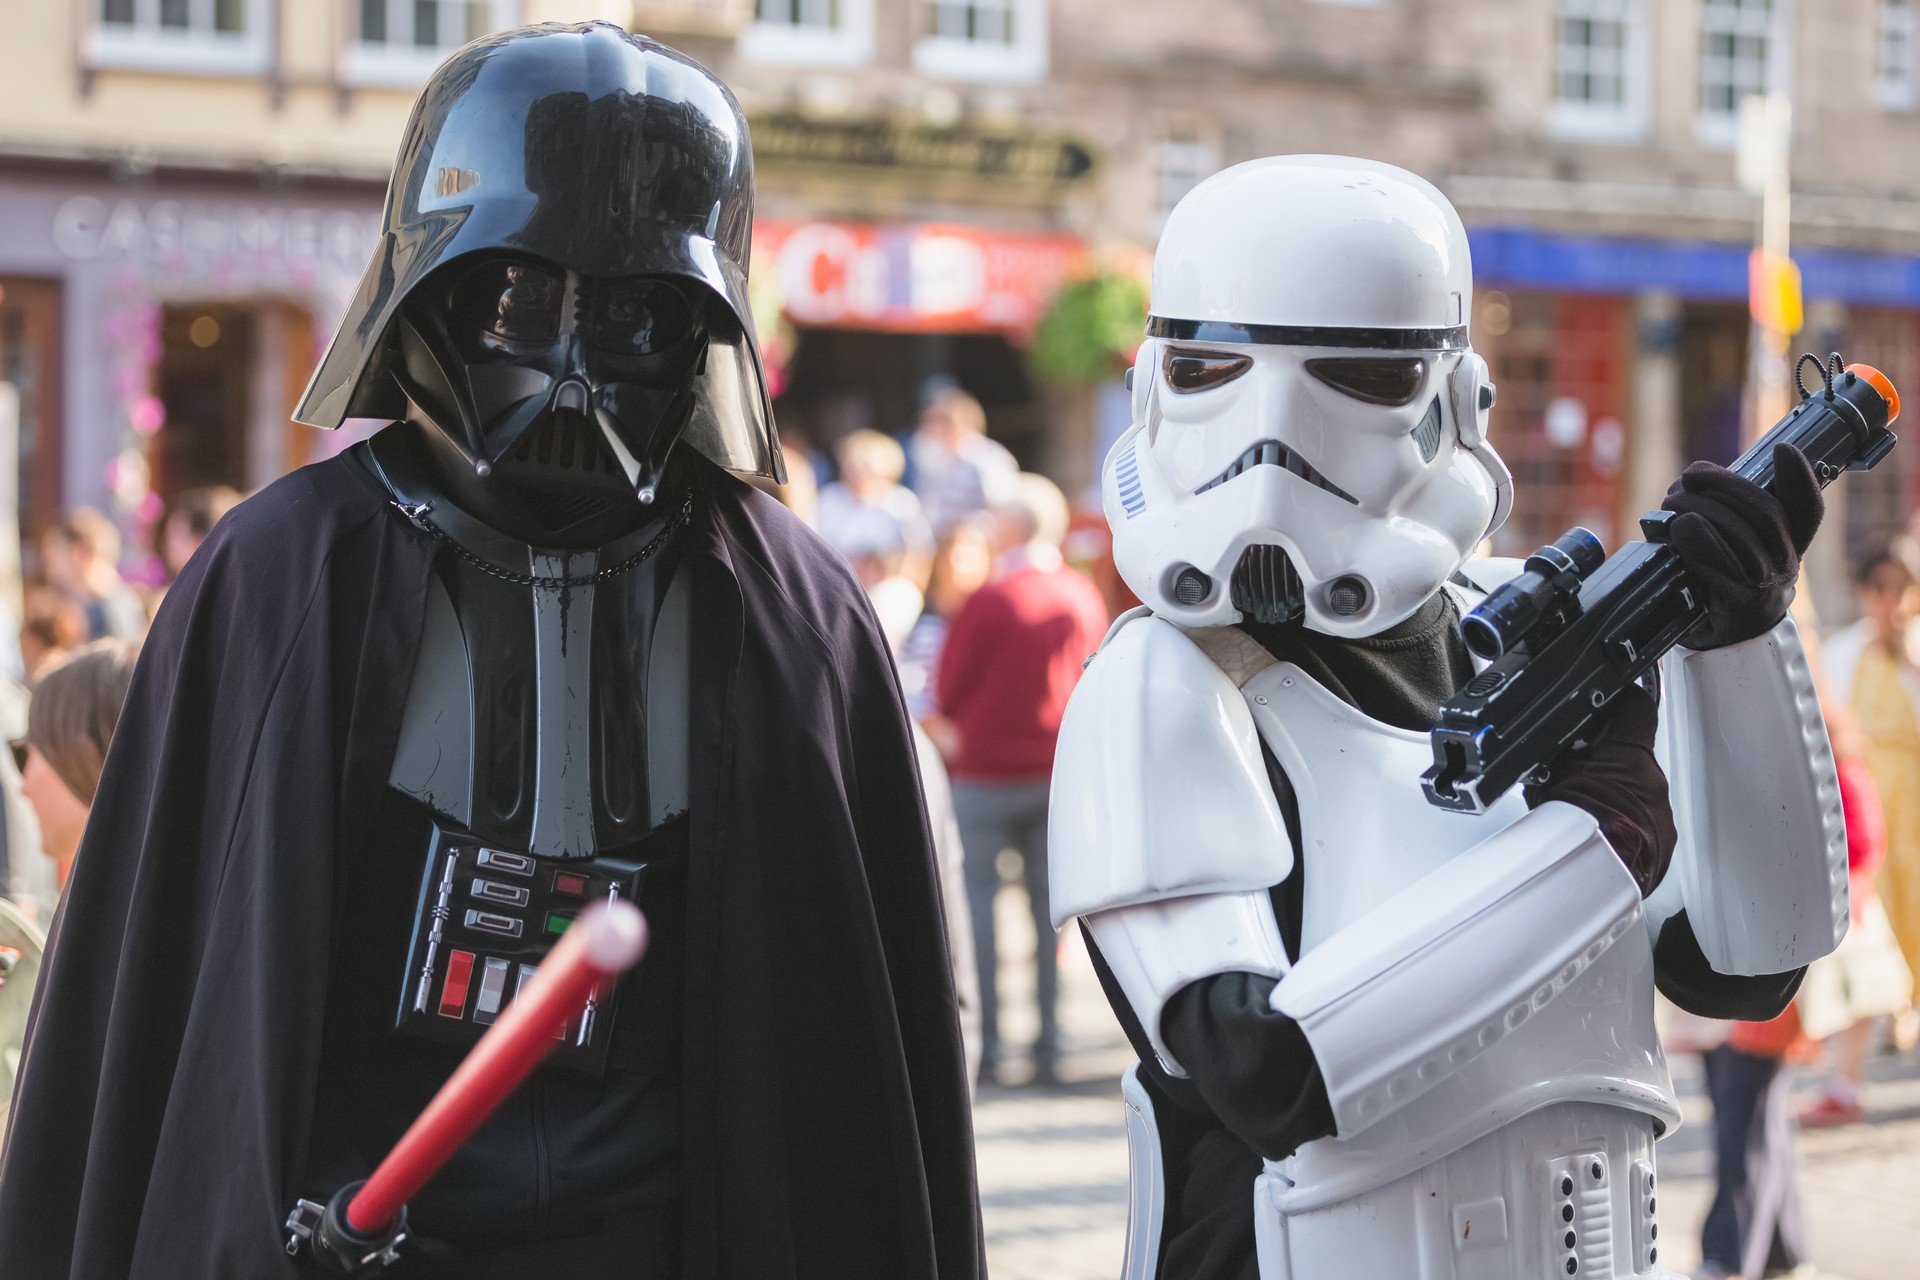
[{"x1": 0, "y1": 447, "x2": 983, "y2": 1280}]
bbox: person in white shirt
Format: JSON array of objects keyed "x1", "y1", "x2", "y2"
[
  {"x1": 909, "y1": 388, "x2": 1020, "y2": 538},
  {"x1": 815, "y1": 429, "x2": 934, "y2": 578}
]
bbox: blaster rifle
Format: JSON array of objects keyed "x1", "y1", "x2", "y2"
[{"x1": 1421, "y1": 354, "x2": 1900, "y2": 815}]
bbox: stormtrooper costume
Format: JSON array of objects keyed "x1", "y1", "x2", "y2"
[{"x1": 1050, "y1": 157, "x2": 1845, "y2": 1280}]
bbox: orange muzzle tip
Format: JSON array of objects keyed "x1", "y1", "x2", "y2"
[{"x1": 1848, "y1": 363, "x2": 1901, "y2": 424}]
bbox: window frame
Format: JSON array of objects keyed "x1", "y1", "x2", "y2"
[
  {"x1": 1548, "y1": 0, "x2": 1650, "y2": 142},
  {"x1": 1155, "y1": 132, "x2": 1220, "y2": 229},
  {"x1": 339, "y1": 0, "x2": 520, "y2": 89},
  {"x1": 1695, "y1": 0, "x2": 1792, "y2": 148},
  {"x1": 86, "y1": 0, "x2": 273, "y2": 77},
  {"x1": 1878, "y1": 0, "x2": 1918, "y2": 111},
  {"x1": 739, "y1": 0, "x2": 877, "y2": 68},
  {"x1": 912, "y1": 0, "x2": 1048, "y2": 84}
]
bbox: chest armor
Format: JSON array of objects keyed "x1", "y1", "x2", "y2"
[
  {"x1": 364, "y1": 439, "x2": 691, "y2": 1075},
  {"x1": 1236, "y1": 655, "x2": 1679, "y2": 1279}
]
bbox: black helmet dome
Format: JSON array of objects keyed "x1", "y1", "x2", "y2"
[{"x1": 296, "y1": 20, "x2": 780, "y2": 482}]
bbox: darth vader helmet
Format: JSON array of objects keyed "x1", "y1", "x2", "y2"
[
  {"x1": 1106, "y1": 155, "x2": 1513, "y2": 638},
  {"x1": 296, "y1": 21, "x2": 780, "y2": 537}
]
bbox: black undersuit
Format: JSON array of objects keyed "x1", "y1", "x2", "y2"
[{"x1": 303, "y1": 793, "x2": 689, "y2": 1276}]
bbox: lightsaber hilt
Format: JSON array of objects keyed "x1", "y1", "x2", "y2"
[{"x1": 285, "y1": 900, "x2": 648, "y2": 1274}]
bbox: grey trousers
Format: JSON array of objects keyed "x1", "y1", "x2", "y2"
[{"x1": 952, "y1": 776, "x2": 1058, "y2": 1069}]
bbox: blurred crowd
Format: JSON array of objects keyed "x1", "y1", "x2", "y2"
[
  {"x1": 0, "y1": 485, "x2": 240, "y2": 917},
  {"x1": 759, "y1": 384, "x2": 1109, "y2": 1087}
]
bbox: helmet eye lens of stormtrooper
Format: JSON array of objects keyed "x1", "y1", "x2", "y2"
[
  {"x1": 1305, "y1": 357, "x2": 1428, "y2": 407},
  {"x1": 450, "y1": 259, "x2": 564, "y2": 354},
  {"x1": 585, "y1": 277, "x2": 696, "y2": 359},
  {"x1": 1163, "y1": 349, "x2": 1253, "y2": 393}
]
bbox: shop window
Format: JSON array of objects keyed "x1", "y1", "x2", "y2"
[
  {"x1": 1156, "y1": 134, "x2": 1218, "y2": 228},
  {"x1": 1697, "y1": 0, "x2": 1785, "y2": 146},
  {"x1": 342, "y1": 0, "x2": 519, "y2": 87},
  {"x1": 1879, "y1": 0, "x2": 1917, "y2": 110},
  {"x1": 1475, "y1": 292, "x2": 1630, "y2": 558},
  {"x1": 913, "y1": 0, "x2": 1047, "y2": 83},
  {"x1": 740, "y1": 0, "x2": 875, "y2": 67},
  {"x1": 1550, "y1": 0, "x2": 1647, "y2": 141},
  {"x1": 88, "y1": 0, "x2": 271, "y2": 75}
]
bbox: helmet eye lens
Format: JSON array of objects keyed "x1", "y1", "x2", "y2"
[
  {"x1": 1306, "y1": 357, "x2": 1427, "y2": 406},
  {"x1": 587, "y1": 278, "x2": 695, "y2": 357},
  {"x1": 451, "y1": 260, "x2": 564, "y2": 348},
  {"x1": 1164, "y1": 350, "x2": 1252, "y2": 393}
]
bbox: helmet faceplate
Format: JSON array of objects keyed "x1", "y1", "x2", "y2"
[{"x1": 1109, "y1": 156, "x2": 1512, "y2": 637}]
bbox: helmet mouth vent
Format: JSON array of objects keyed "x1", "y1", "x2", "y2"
[
  {"x1": 1231, "y1": 544, "x2": 1304, "y2": 626},
  {"x1": 1195, "y1": 439, "x2": 1357, "y2": 505}
]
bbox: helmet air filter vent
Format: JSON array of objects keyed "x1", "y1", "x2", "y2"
[{"x1": 1230, "y1": 544, "x2": 1304, "y2": 626}]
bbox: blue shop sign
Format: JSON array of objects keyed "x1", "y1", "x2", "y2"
[{"x1": 1468, "y1": 226, "x2": 1920, "y2": 309}]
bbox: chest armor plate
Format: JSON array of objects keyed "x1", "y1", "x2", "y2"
[
  {"x1": 1241, "y1": 660, "x2": 1530, "y2": 956},
  {"x1": 368, "y1": 435, "x2": 692, "y2": 1074}
]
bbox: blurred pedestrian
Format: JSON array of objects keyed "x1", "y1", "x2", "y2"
[
  {"x1": 935, "y1": 473, "x2": 1107, "y2": 1084},
  {"x1": 1823, "y1": 544, "x2": 1920, "y2": 1049},
  {"x1": 899, "y1": 515, "x2": 994, "y2": 728},
  {"x1": 1697, "y1": 1008, "x2": 1812, "y2": 1280},
  {"x1": 157, "y1": 485, "x2": 242, "y2": 583},
  {"x1": 909, "y1": 387, "x2": 1019, "y2": 537},
  {"x1": 17, "y1": 638, "x2": 138, "y2": 892},
  {"x1": 39, "y1": 509, "x2": 145, "y2": 642},
  {"x1": 1796, "y1": 706, "x2": 1914, "y2": 1127},
  {"x1": 816, "y1": 429, "x2": 934, "y2": 577},
  {"x1": 18, "y1": 585, "x2": 86, "y2": 684}
]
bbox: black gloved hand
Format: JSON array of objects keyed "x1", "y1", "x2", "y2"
[
  {"x1": 1661, "y1": 443, "x2": 1823, "y2": 650},
  {"x1": 1524, "y1": 683, "x2": 1676, "y2": 896}
]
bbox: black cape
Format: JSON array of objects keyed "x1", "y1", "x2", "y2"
[{"x1": 0, "y1": 448, "x2": 984, "y2": 1280}]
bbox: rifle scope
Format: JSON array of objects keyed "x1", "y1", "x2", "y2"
[{"x1": 1460, "y1": 527, "x2": 1606, "y2": 661}]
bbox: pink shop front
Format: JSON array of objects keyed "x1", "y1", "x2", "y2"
[{"x1": 0, "y1": 159, "x2": 383, "y2": 573}]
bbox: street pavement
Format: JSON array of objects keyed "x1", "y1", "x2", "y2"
[{"x1": 972, "y1": 891, "x2": 1920, "y2": 1280}]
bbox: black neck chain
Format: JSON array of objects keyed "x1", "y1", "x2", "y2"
[{"x1": 394, "y1": 490, "x2": 693, "y2": 589}]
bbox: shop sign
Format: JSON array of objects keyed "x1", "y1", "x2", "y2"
[
  {"x1": 755, "y1": 219, "x2": 1084, "y2": 334},
  {"x1": 750, "y1": 114, "x2": 1094, "y2": 187},
  {"x1": 51, "y1": 195, "x2": 379, "y2": 274}
]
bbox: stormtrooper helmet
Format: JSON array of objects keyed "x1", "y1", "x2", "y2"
[{"x1": 1108, "y1": 155, "x2": 1513, "y2": 637}]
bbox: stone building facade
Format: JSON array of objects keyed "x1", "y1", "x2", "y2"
[{"x1": 3, "y1": 1, "x2": 1919, "y2": 613}]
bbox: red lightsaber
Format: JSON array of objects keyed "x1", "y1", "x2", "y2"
[{"x1": 285, "y1": 900, "x2": 647, "y2": 1273}]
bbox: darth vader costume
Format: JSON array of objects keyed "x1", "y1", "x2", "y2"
[{"x1": 0, "y1": 24, "x2": 982, "y2": 1280}]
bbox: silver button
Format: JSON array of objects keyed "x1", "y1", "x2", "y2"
[
  {"x1": 464, "y1": 909, "x2": 524, "y2": 939},
  {"x1": 476, "y1": 849, "x2": 535, "y2": 877},
  {"x1": 470, "y1": 878, "x2": 530, "y2": 908}
]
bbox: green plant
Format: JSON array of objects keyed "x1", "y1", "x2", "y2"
[{"x1": 1029, "y1": 270, "x2": 1148, "y2": 385}]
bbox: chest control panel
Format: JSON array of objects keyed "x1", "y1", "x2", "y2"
[{"x1": 395, "y1": 825, "x2": 646, "y2": 1075}]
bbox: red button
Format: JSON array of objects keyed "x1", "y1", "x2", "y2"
[
  {"x1": 552, "y1": 871, "x2": 590, "y2": 898},
  {"x1": 439, "y1": 950, "x2": 475, "y2": 1019}
]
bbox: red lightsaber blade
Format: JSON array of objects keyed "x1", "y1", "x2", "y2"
[{"x1": 285, "y1": 900, "x2": 647, "y2": 1274}]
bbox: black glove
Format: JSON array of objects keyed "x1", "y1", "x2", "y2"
[
  {"x1": 1661, "y1": 443, "x2": 1823, "y2": 650},
  {"x1": 1524, "y1": 683, "x2": 1676, "y2": 896}
]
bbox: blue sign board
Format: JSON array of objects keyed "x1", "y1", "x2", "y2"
[{"x1": 1468, "y1": 226, "x2": 1920, "y2": 310}]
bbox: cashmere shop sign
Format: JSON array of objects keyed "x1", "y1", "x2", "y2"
[
  {"x1": 754, "y1": 219, "x2": 1083, "y2": 334},
  {"x1": 52, "y1": 195, "x2": 379, "y2": 275}
]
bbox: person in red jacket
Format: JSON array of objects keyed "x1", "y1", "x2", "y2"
[{"x1": 934, "y1": 472, "x2": 1109, "y2": 1085}]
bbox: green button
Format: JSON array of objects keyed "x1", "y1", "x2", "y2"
[{"x1": 544, "y1": 911, "x2": 574, "y2": 938}]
